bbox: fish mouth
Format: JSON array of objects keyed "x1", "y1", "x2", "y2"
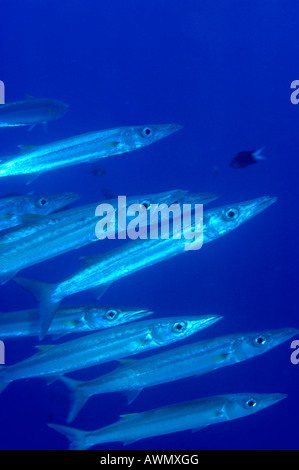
[
  {"x1": 55, "y1": 192, "x2": 80, "y2": 208},
  {"x1": 129, "y1": 309, "x2": 154, "y2": 320},
  {"x1": 272, "y1": 327, "x2": 299, "y2": 344},
  {"x1": 260, "y1": 393, "x2": 288, "y2": 408},
  {"x1": 186, "y1": 193, "x2": 219, "y2": 205},
  {"x1": 160, "y1": 123, "x2": 183, "y2": 137},
  {"x1": 256, "y1": 196, "x2": 277, "y2": 210},
  {"x1": 199, "y1": 314, "x2": 223, "y2": 328}
]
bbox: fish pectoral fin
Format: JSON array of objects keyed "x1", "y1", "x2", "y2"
[
  {"x1": 24, "y1": 172, "x2": 43, "y2": 185},
  {"x1": 102, "y1": 141, "x2": 121, "y2": 149},
  {"x1": 17, "y1": 144, "x2": 37, "y2": 153},
  {"x1": 35, "y1": 344, "x2": 54, "y2": 352},
  {"x1": 123, "y1": 439, "x2": 139, "y2": 446},
  {"x1": 81, "y1": 254, "x2": 103, "y2": 265},
  {"x1": 92, "y1": 282, "x2": 112, "y2": 300},
  {"x1": 118, "y1": 359, "x2": 137, "y2": 366},
  {"x1": 0, "y1": 270, "x2": 19, "y2": 286},
  {"x1": 51, "y1": 320, "x2": 81, "y2": 340},
  {"x1": 44, "y1": 375, "x2": 60, "y2": 385},
  {"x1": 120, "y1": 412, "x2": 138, "y2": 420},
  {"x1": 124, "y1": 388, "x2": 142, "y2": 405},
  {"x1": 191, "y1": 426, "x2": 206, "y2": 433},
  {"x1": 208, "y1": 353, "x2": 231, "y2": 362}
]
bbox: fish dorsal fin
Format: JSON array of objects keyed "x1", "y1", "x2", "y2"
[{"x1": 191, "y1": 426, "x2": 206, "y2": 433}]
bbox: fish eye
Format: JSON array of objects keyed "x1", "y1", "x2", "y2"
[
  {"x1": 224, "y1": 208, "x2": 239, "y2": 220},
  {"x1": 38, "y1": 198, "x2": 48, "y2": 207},
  {"x1": 172, "y1": 321, "x2": 187, "y2": 334},
  {"x1": 105, "y1": 309, "x2": 118, "y2": 320},
  {"x1": 245, "y1": 398, "x2": 257, "y2": 409},
  {"x1": 141, "y1": 200, "x2": 151, "y2": 210},
  {"x1": 141, "y1": 127, "x2": 153, "y2": 138},
  {"x1": 254, "y1": 336, "x2": 266, "y2": 346}
]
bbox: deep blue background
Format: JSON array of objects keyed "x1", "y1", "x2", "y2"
[{"x1": 0, "y1": 0, "x2": 298, "y2": 450}]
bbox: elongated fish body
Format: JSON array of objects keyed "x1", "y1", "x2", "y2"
[
  {"x1": 0, "y1": 315, "x2": 220, "y2": 393},
  {"x1": 0, "y1": 198, "x2": 104, "y2": 244},
  {"x1": 0, "y1": 192, "x2": 79, "y2": 232},
  {"x1": 0, "y1": 98, "x2": 68, "y2": 128},
  {"x1": 0, "y1": 305, "x2": 153, "y2": 340},
  {"x1": 0, "y1": 192, "x2": 79, "y2": 218},
  {"x1": 0, "y1": 190, "x2": 215, "y2": 284},
  {"x1": 0, "y1": 124, "x2": 181, "y2": 178},
  {"x1": 0, "y1": 190, "x2": 216, "y2": 245},
  {"x1": 64, "y1": 328, "x2": 296, "y2": 421},
  {"x1": 15, "y1": 196, "x2": 276, "y2": 339},
  {"x1": 48, "y1": 393, "x2": 287, "y2": 449}
]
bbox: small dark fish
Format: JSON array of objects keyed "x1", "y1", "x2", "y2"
[
  {"x1": 90, "y1": 166, "x2": 106, "y2": 177},
  {"x1": 230, "y1": 148, "x2": 265, "y2": 168},
  {"x1": 101, "y1": 189, "x2": 115, "y2": 200}
]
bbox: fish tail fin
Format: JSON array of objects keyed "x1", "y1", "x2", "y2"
[
  {"x1": 59, "y1": 376, "x2": 90, "y2": 423},
  {"x1": 48, "y1": 423, "x2": 90, "y2": 450},
  {"x1": 253, "y1": 147, "x2": 266, "y2": 160},
  {"x1": 0, "y1": 367, "x2": 10, "y2": 394},
  {"x1": 14, "y1": 277, "x2": 61, "y2": 340}
]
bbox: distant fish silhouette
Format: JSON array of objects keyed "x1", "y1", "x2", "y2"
[
  {"x1": 230, "y1": 148, "x2": 265, "y2": 168},
  {"x1": 90, "y1": 166, "x2": 106, "y2": 177},
  {"x1": 101, "y1": 189, "x2": 115, "y2": 200}
]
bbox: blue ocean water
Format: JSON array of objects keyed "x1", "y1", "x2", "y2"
[{"x1": 0, "y1": 0, "x2": 298, "y2": 450}]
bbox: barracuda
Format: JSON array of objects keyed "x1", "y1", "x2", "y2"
[
  {"x1": 0, "y1": 124, "x2": 182, "y2": 180},
  {"x1": 60, "y1": 327, "x2": 298, "y2": 422},
  {"x1": 0, "y1": 315, "x2": 221, "y2": 394},
  {"x1": 48, "y1": 392, "x2": 287, "y2": 449},
  {"x1": 0, "y1": 190, "x2": 216, "y2": 245},
  {"x1": 14, "y1": 196, "x2": 277, "y2": 339},
  {"x1": 0, "y1": 190, "x2": 217, "y2": 286},
  {"x1": 0, "y1": 192, "x2": 80, "y2": 232},
  {"x1": 0, "y1": 97, "x2": 68, "y2": 129},
  {"x1": 0, "y1": 304, "x2": 153, "y2": 340}
]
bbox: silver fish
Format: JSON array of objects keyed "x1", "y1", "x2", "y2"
[
  {"x1": 60, "y1": 327, "x2": 298, "y2": 422},
  {"x1": 0, "y1": 190, "x2": 216, "y2": 286},
  {"x1": 0, "y1": 191, "x2": 216, "y2": 245},
  {"x1": 0, "y1": 305, "x2": 153, "y2": 340},
  {"x1": 0, "y1": 96, "x2": 68, "y2": 129},
  {"x1": 0, "y1": 315, "x2": 221, "y2": 394},
  {"x1": 0, "y1": 124, "x2": 182, "y2": 180},
  {"x1": 14, "y1": 196, "x2": 276, "y2": 339},
  {"x1": 0, "y1": 192, "x2": 79, "y2": 232},
  {"x1": 48, "y1": 393, "x2": 287, "y2": 449}
]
